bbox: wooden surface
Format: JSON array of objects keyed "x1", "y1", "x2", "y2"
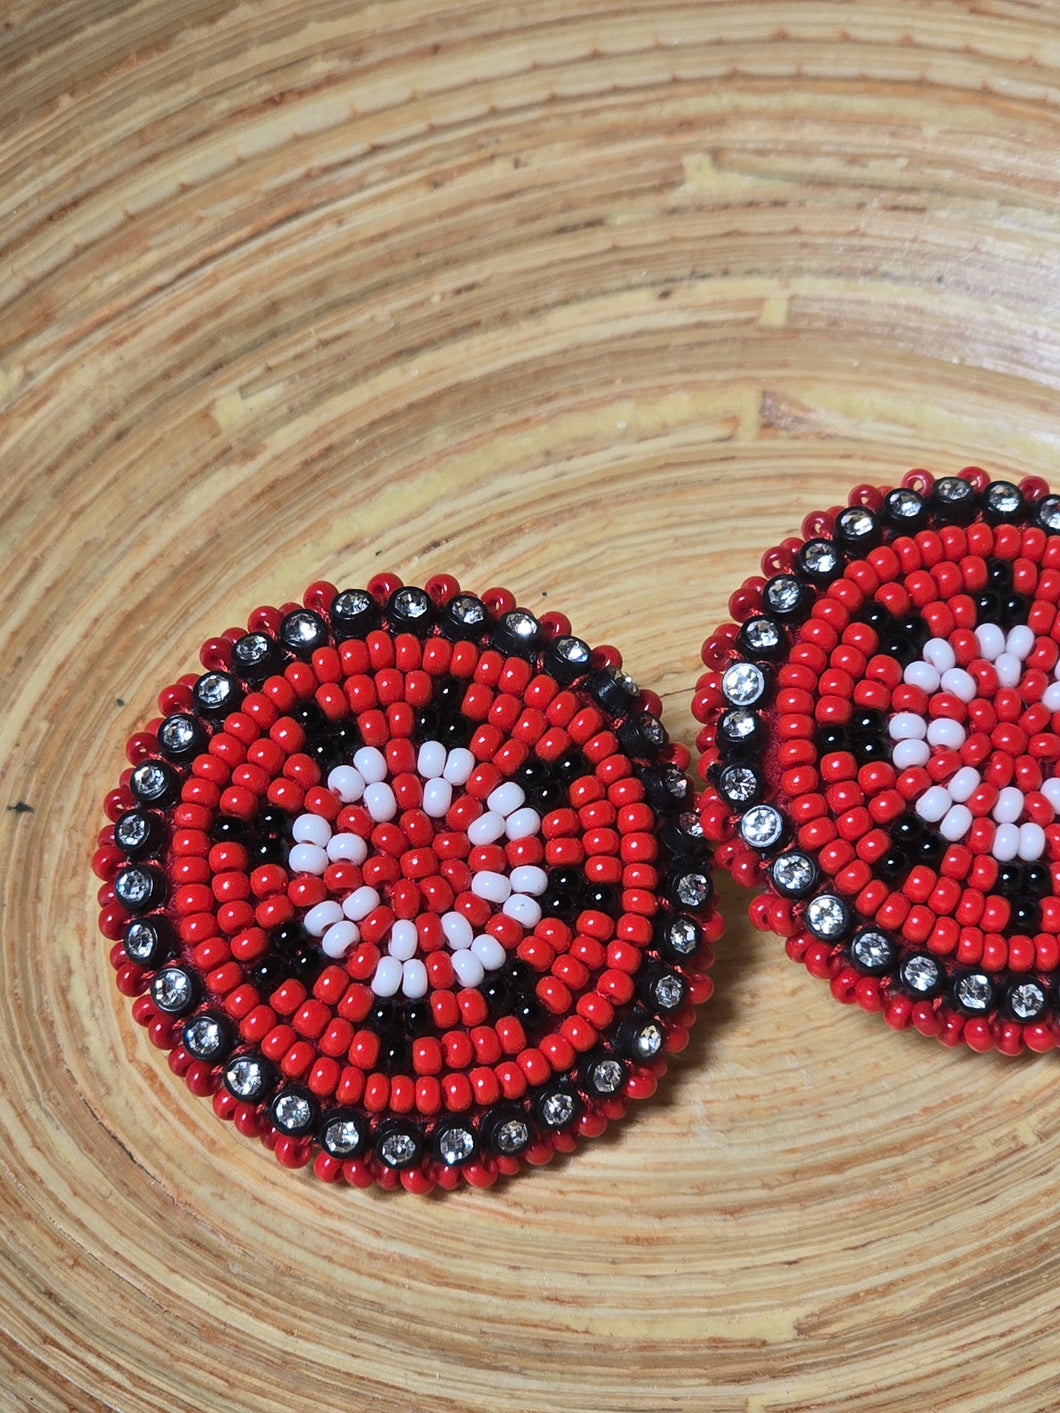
[{"x1": 5, "y1": 3, "x2": 1060, "y2": 1409}]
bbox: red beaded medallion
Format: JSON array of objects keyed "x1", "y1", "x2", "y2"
[
  {"x1": 694, "y1": 468, "x2": 1060, "y2": 1055},
  {"x1": 95, "y1": 574, "x2": 719, "y2": 1190}
]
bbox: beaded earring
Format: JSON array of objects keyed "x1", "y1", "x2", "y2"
[
  {"x1": 94, "y1": 574, "x2": 720, "y2": 1191},
  {"x1": 694, "y1": 466, "x2": 1060, "y2": 1056}
]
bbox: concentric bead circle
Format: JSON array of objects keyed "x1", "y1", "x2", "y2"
[
  {"x1": 95, "y1": 574, "x2": 719, "y2": 1190},
  {"x1": 694, "y1": 468, "x2": 1060, "y2": 1055}
]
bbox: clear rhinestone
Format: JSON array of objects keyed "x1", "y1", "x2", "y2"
[
  {"x1": 900, "y1": 954, "x2": 940, "y2": 994},
  {"x1": 804, "y1": 893, "x2": 850, "y2": 940},
  {"x1": 502, "y1": 610, "x2": 539, "y2": 640},
  {"x1": 722, "y1": 662, "x2": 766, "y2": 706},
  {"x1": 1037, "y1": 495, "x2": 1060, "y2": 532},
  {"x1": 718, "y1": 765, "x2": 759, "y2": 805},
  {"x1": 116, "y1": 866, "x2": 152, "y2": 906},
  {"x1": 184, "y1": 1015, "x2": 225, "y2": 1058},
  {"x1": 123, "y1": 920, "x2": 162, "y2": 964},
  {"x1": 1009, "y1": 982, "x2": 1046, "y2": 1021},
  {"x1": 801, "y1": 540, "x2": 840, "y2": 575},
  {"x1": 392, "y1": 587, "x2": 429, "y2": 620},
  {"x1": 226, "y1": 1055, "x2": 267, "y2": 1099},
  {"x1": 675, "y1": 811, "x2": 705, "y2": 843},
  {"x1": 985, "y1": 482, "x2": 1022, "y2": 516},
  {"x1": 837, "y1": 507, "x2": 876, "y2": 540},
  {"x1": 719, "y1": 708, "x2": 757, "y2": 743},
  {"x1": 590, "y1": 1058, "x2": 624, "y2": 1094},
  {"x1": 233, "y1": 633, "x2": 272, "y2": 666},
  {"x1": 115, "y1": 814, "x2": 150, "y2": 850},
  {"x1": 437, "y1": 1126, "x2": 476, "y2": 1165},
  {"x1": 633, "y1": 1021, "x2": 664, "y2": 1060},
  {"x1": 379, "y1": 1130, "x2": 419, "y2": 1168},
  {"x1": 663, "y1": 916, "x2": 700, "y2": 956},
  {"x1": 955, "y1": 972, "x2": 994, "y2": 1013},
  {"x1": 196, "y1": 673, "x2": 231, "y2": 709},
  {"x1": 151, "y1": 967, "x2": 194, "y2": 1013},
  {"x1": 771, "y1": 851, "x2": 816, "y2": 896},
  {"x1": 131, "y1": 762, "x2": 168, "y2": 799},
  {"x1": 935, "y1": 476, "x2": 974, "y2": 504},
  {"x1": 653, "y1": 974, "x2": 685, "y2": 1010},
  {"x1": 765, "y1": 576, "x2": 802, "y2": 613},
  {"x1": 158, "y1": 716, "x2": 197, "y2": 753},
  {"x1": 554, "y1": 636, "x2": 591, "y2": 667},
  {"x1": 614, "y1": 669, "x2": 639, "y2": 696},
  {"x1": 658, "y1": 767, "x2": 690, "y2": 803},
  {"x1": 449, "y1": 594, "x2": 486, "y2": 626},
  {"x1": 273, "y1": 1091, "x2": 313, "y2": 1132},
  {"x1": 888, "y1": 489, "x2": 923, "y2": 519},
  {"x1": 850, "y1": 928, "x2": 895, "y2": 973},
  {"x1": 323, "y1": 1118, "x2": 363, "y2": 1156},
  {"x1": 743, "y1": 618, "x2": 782, "y2": 653},
  {"x1": 741, "y1": 805, "x2": 784, "y2": 850},
  {"x1": 283, "y1": 611, "x2": 323, "y2": 645},
  {"x1": 674, "y1": 870, "x2": 710, "y2": 908},
  {"x1": 541, "y1": 1092, "x2": 577, "y2": 1128},
  {"x1": 333, "y1": 589, "x2": 373, "y2": 618},
  {"x1": 640, "y1": 716, "x2": 666, "y2": 748},
  {"x1": 495, "y1": 1117, "x2": 530, "y2": 1154}
]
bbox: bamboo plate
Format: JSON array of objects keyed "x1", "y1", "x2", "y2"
[{"x1": 4, "y1": 3, "x2": 1060, "y2": 1409}]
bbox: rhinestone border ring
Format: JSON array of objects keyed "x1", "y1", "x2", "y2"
[
  {"x1": 94, "y1": 573, "x2": 720, "y2": 1191},
  {"x1": 693, "y1": 467, "x2": 1060, "y2": 1055}
]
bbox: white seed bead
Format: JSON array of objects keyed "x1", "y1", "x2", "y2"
[
  {"x1": 505, "y1": 807, "x2": 541, "y2": 840},
  {"x1": 993, "y1": 786, "x2": 1024, "y2": 824},
  {"x1": 1007, "y1": 624, "x2": 1035, "y2": 660},
  {"x1": 467, "y1": 810, "x2": 506, "y2": 846},
  {"x1": 441, "y1": 911, "x2": 473, "y2": 950},
  {"x1": 888, "y1": 712, "x2": 928, "y2": 741},
  {"x1": 947, "y1": 766, "x2": 980, "y2": 803},
  {"x1": 450, "y1": 949, "x2": 485, "y2": 987},
  {"x1": 939, "y1": 804, "x2": 973, "y2": 842},
  {"x1": 353, "y1": 746, "x2": 388, "y2": 784},
  {"x1": 327, "y1": 832, "x2": 368, "y2": 864},
  {"x1": 443, "y1": 748, "x2": 475, "y2": 785},
  {"x1": 342, "y1": 885, "x2": 380, "y2": 922},
  {"x1": 401, "y1": 959, "x2": 429, "y2": 998},
  {"x1": 915, "y1": 786, "x2": 952, "y2": 824},
  {"x1": 303, "y1": 900, "x2": 344, "y2": 937},
  {"x1": 363, "y1": 780, "x2": 397, "y2": 822},
  {"x1": 388, "y1": 920, "x2": 419, "y2": 961},
  {"x1": 422, "y1": 777, "x2": 453, "y2": 819},
  {"x1": 892, "y1": 739, "x2": 931, "y2": 769},
  {"x1": 417, "y1": 740, "x2": 447, "y2": 779},
  {"x1": 924, "y1": 638, "x2": 957, "y2": 672},
  {"x1": 975, "y1": 623, "x2": 1005, "y2": 661},
  {"x1": 292, "y1": 813, "x2": 332, "y2": 847},
  {"x1": 471, "y1": 935, "x2": 507, "y2": 971},
  {"x1": 372, "y1": 956, "x2": 403, "y2": 997},
  {"x1": 1042, "y1": 777, "x2": 1060, "y2": 811},
  {"x1": 471, "y1": 870, "x2": 512, "y2": 903},
  {"x1": 487, "y1": 782, "x2": 525, "y2": 818},
  {"x1": 321, "y1": 920, "x2": 359, "y2": 958},
  {"x1": 1019, "y1": 822, "x2": 1047, "y2": 861},
  {"x1": 288, "y1": 842, "x2": 328, "y2": 875},
  {"x1": 503, "y1": 893, "x2": 543, "y2": 927},
  {"x1": 904, "y1": 661, "x2": 940, "y2": 692},
  {"x1": 1042, "y1": 682, "x2": 1060, "y2": 713},
  {"x1": 509, "y1": 865, "x2": 548, "y2": 896},
  {"x1": 993, "y1": 822, "x2": 1021, "y2": 862},
  {"x1": 994, "y1": 652, "x2": 1022, "y2": 688},
  {"x1": 926, "y1": 717, "x2": 966, "y2": 750},
  {"x1": 940, "y1": 667, "x2": 976, "y2": 703},
  {"x1": 327, "y1": 765, "x2": 365, "y2": 803}
]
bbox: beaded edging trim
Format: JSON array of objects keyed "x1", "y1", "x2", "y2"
[
  {"x1": 695, "y1": 468, "x2": 1060, "y2": 1055},
  {"x1": 95, "y1": 573, "x2": 719, "y2": 1190}
]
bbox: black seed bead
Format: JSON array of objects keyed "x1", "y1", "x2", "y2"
[
  {"x1": 1000, "y1": 593, "x2": 1028, "y2": 629},
  {"x1": 852, "y1": 708, "x2": 886, "y2": 736},
  {"x1": 525, "y1": 778, "x2": 565, "y2": 812},
  {"x1": 290, "y1": 948, "x2": 324, "y2": 986},
  {"x1": 510, "y1": 991, "x2": 543, "y2": 1032},
  {"x1": 584, "y1": 883, "x2": 620, "y2": 915},
  {"x1": 995, "y1": 863, "x2": 1023, "y2": 898},
  {"x1": 328, "y1": 721, "x2": 361, "y2": 757},
  {"x1": 250, "y1": 957, "x2": 289, "y2": 994},
  {"x1": 270, "y1": 922, "x2": 305, "y2": 955},
  {"x1": 382, "y1": 1039, "x2": 410, "y2": 1074},
  {"x1": 1011, "y1": 898, "x2": 1041, "y2": 934},
  {"x1": 403, "y1": 1001, "x2": 434, "y2": 1038},
  {"x1": 479, "y1": 974, "x2": 511, "y2": 1014},
  {"x1": 893, "y1": 813, "x2": 925, "y2": 846},
  {"x1": 816, "y1": 725, "x2": 851, "y2": 754},
  {"x1": 878, "y1": 851, "x2": 908, "y2": 883},
  {"x1": 415, "y1": 707, "x2": 441, "y2": 740},
  {"x1": 370, "y1": 999, "x2": 396, "y2": 1031},
  {"x1": 212, "y1": 815, "x2": 247, "y2": 844},
  {"x1": 504, "y1": 959, "x2": 535, "y2": 991},
  {"x1": 1025, "y1": 863, "x2": 1050, "y2": 898},
  {"x1": 975, "y1": 590, "x2": 1002, "y2": 623},
  {"x1": 436, "y1": 715, "x2": 471, "y2": 746},
  {"x1": 860, "y1": 602, "x2": 892, "y2": 632},
  {"x1": 987, "y1": 558, "x2": 1013, "y2": 590},
  {"x1": 292, "y1": 700, "x2": 325, "y2": 731},
  {"x1": 854, "y1": 736, "x2": 889, "y2": 763},
  {"x1": 252, "y1": 835, "x2": 287, "y2": 865},
  {"x1": 553, "y1": 750, "x2": 588, "y2": 786},
  {"x1": 916, "y1": 832, "x2": 944, "y2": 863}
]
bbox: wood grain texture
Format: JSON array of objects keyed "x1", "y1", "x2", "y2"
[{"x1": 4, "y1": 2, "x2": 1060, "y2": 1409}]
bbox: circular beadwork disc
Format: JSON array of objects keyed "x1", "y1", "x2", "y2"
[
  {"x1": 694, "y1": 468, "x2": 1060, "y2": 1055},
  {"x1": 95, "y1": 574, "x2": 719, "y2": 1190}
]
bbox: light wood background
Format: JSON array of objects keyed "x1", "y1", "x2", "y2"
[{"x1": 4, "y1": 2, "x2": 1060, "y2": 1410}]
